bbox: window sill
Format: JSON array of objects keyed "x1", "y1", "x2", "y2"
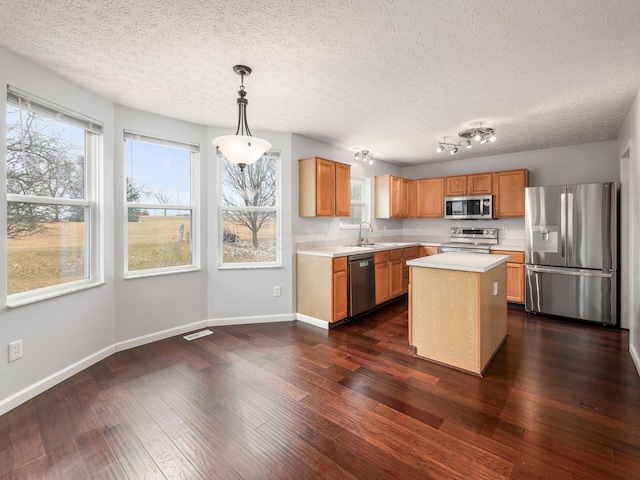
[
  {"x1": 7, "y1": 280, "x2": 107, "y2": 308},
  {"x1": 217, "y1": 263, "x2": 283, "y2": 270},
  {"x1": 124, "y1": 266, "x2": 202, "y2": 280}
]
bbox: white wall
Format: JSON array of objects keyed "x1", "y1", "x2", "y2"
[
  {"x1": 0, "y1": 48, "x2": 116, "y2": 412},
  {"x1": 616, "y1": 90, "x2": 640, "y2": 374},
  {"x1": 206, "y1": 128, "x2": 295, "y2": 322},
  {"x1": 291, "y1": 134, "x2": 405, "y2": 245},
  {"x1": 113, "y1": 106, "x2": 209, "y2": 343}
]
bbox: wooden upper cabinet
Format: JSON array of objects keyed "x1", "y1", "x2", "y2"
[
  {"x1": 299, "y1": 157, "x2": 351, "y2": 217},
  {"x1": 467, "y1": 173, "x2": 492, "y2": 195},
  {"x1": 316, "y1": 158, "x2": 335, "y2": 216},
  {"x1": 375, "y1": 175, "x2": 403, "y2": 218},
  {"x1": 416, "y1": 177, "x2": 445, "y2": 218},
  {"x1": 335, "y1": 162, "x2": 351, "y2": 217},
  {"x1": 445, "y1": 175, "x2": 467, "y2": 196},
  {"x1": 407, "y1": 180, "x2": 417, "y2": 218},
  {"x1": 493, "y1": 169, "x2": 529, "y2": 218},
  {"x1": 401, "y1": 178, "x2": 409, "y2": 217}
]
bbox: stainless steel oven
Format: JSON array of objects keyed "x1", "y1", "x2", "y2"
[
  {"x1": 444, "y1": 195, "x2": 493, "y2": 220},
  {"x1": 438, "y1": 227, "x2": 498, "y2": 254}
]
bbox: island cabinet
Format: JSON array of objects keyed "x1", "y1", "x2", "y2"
[
  {"x1": 493, "y1": 169, "x2": 528, "y2": 218},
  {"x1": 296, "y1": 254, "x2": 348, "y2": 323},
  {"x1": 408, "y1": 253, "x2": 509, "y2": 376},
  {"x1": 374, "y1": 251, "x2": 390, "y2": 304},
  {"x1": 299, "y1": 157, "x2": 351, "y2": 217},
  {"x1": 492, "y1": 250, "x2": 525, "y2": 304},
  {"x1": 416, "y1": 177, "x2": 445, "y2": 217},
  {"x1": 374, "y1": 175, "x2": 404, "y2": 218}
]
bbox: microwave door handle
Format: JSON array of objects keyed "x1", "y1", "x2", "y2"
[
  {"x1": 567, "y1": 193, "x2": 574, "y2": 258},
  {"x1": 560, "y1": 193, "x2": 566, "y2": 258}
]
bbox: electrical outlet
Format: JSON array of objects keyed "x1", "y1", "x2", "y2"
[
  {"x1": 501, "y1": 225, "x2": 509, "y2": 233},
  {"x1": 273, "y1": 286, "x2": 281, "y2": 297},
  {"x1": 9, "y1": 340, "x2": 22, "y2": 362}
]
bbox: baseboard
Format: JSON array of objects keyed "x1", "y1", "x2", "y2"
[
  {"x1": 0, "y1": 345, "x2": 115, "y2": 417},
  {"x1": 630, "y1": 342, "x2": 640, "y2": 377},
  {"x1": 115, "y1": 319, "x2": 212, "y2": 352},
  {"x1": 207, "y1": 313, "x2": 294, "y2": 327},
  {"x1": 1, "y1": 313, "x2": 295, "y2": 417},
  {"x1": 295, "y1": 313, "x2": 329, "y2": 330}
]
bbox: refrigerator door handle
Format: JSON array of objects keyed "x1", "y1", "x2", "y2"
[
  {"x1": 527, "y1": 265, "x2": 613, "y2": 278},
  {"x1": 560, "y1": 193, "x2": 566, "y2": 257},
  {"x1": 567, "y1": 192, "x2": 574, "y2": 258}
]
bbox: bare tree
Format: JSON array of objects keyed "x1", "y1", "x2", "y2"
[
  {"x1": 152, "y1": 189, "x2": 173, "y2": 216},
  {"x1": 127, "y1": 177, "x2": 148, "y2": 222},
  {"x1": 6, "y1": 108, "x2": 85, "y2": 238},
  {"x1": 222, "y1": 156, "x2": 276, "y2": 249}
]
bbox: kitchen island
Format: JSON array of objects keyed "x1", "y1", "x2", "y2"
[{"x1": 407, "y1": 252, "x2": 509, "y2": 376}]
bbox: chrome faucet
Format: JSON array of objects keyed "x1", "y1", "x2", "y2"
[{"x1": 357, "y1": 221, "x2": 374, "y2": 246}]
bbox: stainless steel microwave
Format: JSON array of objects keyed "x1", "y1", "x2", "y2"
[{"x1": 444, "y1": 195, "x2": 493, "y2": 220}]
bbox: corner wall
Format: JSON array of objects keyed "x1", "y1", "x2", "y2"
[{"x1": 617, "y1": 90, "x2": 640, "y2": 374}]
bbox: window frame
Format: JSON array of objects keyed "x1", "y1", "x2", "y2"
[
  {"x1": 340, "y1": 175, "x2": 371, "y2": 229},
  {"x1": 123, "y1": 130, "x2": 200, "y2": 278},
  {"x1": 6, "y1": 86, "x2": 103, "y2": 307},
  {"x1": 217, "y1": 151, "x2": 282, "y2": 269}
]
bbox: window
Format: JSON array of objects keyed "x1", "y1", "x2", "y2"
[
  {"x1": 124, "y1": 131, "x2": 199, "y2": 276},
  {"x1": 340, "y1": 176, "x2": 370, "y2": 227},
  {"x1": 219, "y1": 151, "x2": 280, "y2": 267},
  {"x1": 6, "y1": 86, "x2": 102, "y2": 303}
]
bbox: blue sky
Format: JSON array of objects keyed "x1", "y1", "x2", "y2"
[{"x1": 126, "y1": 139, "x2": 191, "y2": 205}]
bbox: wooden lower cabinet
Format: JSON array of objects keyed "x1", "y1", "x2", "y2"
[
  {"x1": 296, "y1": 254, "x2": 349, "y2": 323},
  {"x1": 332, "y1": 257, "x2": 348, "y2": 321},
  {"x1": 389, "y1": 249, "x2": 403, "y2": 298},
  {"x1": 419, "y1": 246, "x2": 440, "y2": 257},
  {"x1": 492, "y1": 250, "x2": 525, "y2": 304},
  {"x1": 402, "y1": 246, "x2": 420, "y2": 294},
  {"x1": 374, "y1": 251, "x2": 390, "y2": 305}
]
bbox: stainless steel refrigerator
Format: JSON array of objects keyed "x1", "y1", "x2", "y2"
[{"x1": 524, "y1": 182, "x2": 617, "y2": 325}]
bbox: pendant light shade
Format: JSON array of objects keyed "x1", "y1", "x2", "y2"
[
  {"x1": 213, "y1": 65, "x2": 271, "y2": 170},
  {"x1": 214, "y1": 134, "x2": 271, "y2": 166}
]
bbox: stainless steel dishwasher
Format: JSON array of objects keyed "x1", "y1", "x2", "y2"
[{"x1": 348, "y1": 253, "x2": 376, "y2": 317}]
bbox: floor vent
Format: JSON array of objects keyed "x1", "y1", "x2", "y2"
[{"x1": 183, "y1": 329, "x2": 213, "y2": 341}]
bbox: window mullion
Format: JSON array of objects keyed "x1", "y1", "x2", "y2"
[{"x1": 7, "y1": 194, "x2": 90, "y2": 207}]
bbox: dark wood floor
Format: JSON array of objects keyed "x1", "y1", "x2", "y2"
[{"x1": 2, "y1": 302, "x2": 640, "y2": 479}]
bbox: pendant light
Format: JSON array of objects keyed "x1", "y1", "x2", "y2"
[{"x1": 212, "y1": 65, "x2": 271, "y2": 171}]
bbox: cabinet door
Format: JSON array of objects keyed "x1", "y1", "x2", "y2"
[
  {"x1": 419, "y1": 246, "x2": 440, "y2": 257},
  {"x1": 467, "y1": 173, "x2": 492, "y2": 194},
  {"x1": 334, "y1": 162, "x2": 351, "y2": 217},
  {"x1": 445, "y1": 176, "x2": 467, "y2": 196},
  {"x1": 506, "y1": 262, "x2": 525, "y2": 303},
  {"x1": 401, "y1": 178, "x2": 409, "y2": 218},
  {"x1": 390, "y1": 259, "x2": 403, "y2": 298},
  {"x1": 416, "y1": 177, "x2": 445, "y2": 217},
  {"x1": 493, "y1": 169, "x2": 528, "y2": 218},
  {"x1": 390, "y1": 176, "x2": 402, "y2": 218},
  {"x1": 316, "y1": 159, "x2": 336, "y2": 216},
  {"x1": 374, "y1": 251, "x2": 390, "y2": 305},
  {"x1": 407, "y1": 180, "x2": 417, "y2": 218},
  {"x1": 333, "y1": 269, "x2": 348, "y2": 321}
]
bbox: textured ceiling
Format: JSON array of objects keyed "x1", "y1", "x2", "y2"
[{"x1": 1, "y1": 0, "x2": 640, "y2": 165}]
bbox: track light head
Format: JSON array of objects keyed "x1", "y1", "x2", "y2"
[
  {"x1": 450, "y1": 146, "x2": 458, "y2": 155},
  {"x1": 488, "y1": 132, "x2": 496, "y2": 142},
  {"x1": 437, "y1": 144, "x2": 444, "y2": 153},
  {"x1": 466, "y1": 140, "x2": 472, "y2": 148}
]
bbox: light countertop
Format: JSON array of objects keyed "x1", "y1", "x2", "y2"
[
  {"x1": 407, "y1": 252, "x2": 509, "y2": 273},
  {"x1": 296, "y1": 242, "x2": 420, "y2": 258},
  {"x1": 490, "y1": 244, "x2": 524, "y2": 252}
]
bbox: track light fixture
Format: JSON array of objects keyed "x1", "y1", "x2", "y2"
[
  {"x1": 355, "y1": 149, "x2": 374, "y2": 165},
  {"x1": 436, "y1": 123, "x2": 497, "y2": 155}
]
